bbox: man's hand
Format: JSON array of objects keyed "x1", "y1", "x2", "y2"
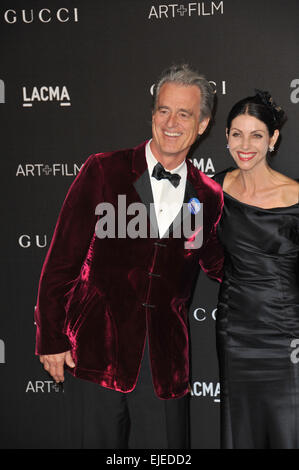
[{"x1": 39, "y1": 350, "x2": 75, "y2": 383}]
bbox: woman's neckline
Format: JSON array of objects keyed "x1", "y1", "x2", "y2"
[
  {"x1": 222, "y1": 168, "x2": 299, "y2": 211},
  {"x1": 223, "y1": 190, "x2": 299, "y2": 211}
]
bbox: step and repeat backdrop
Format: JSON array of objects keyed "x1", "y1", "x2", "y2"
[{"x1": 1, "y1": 0, "x2": 299, "y2": 449}]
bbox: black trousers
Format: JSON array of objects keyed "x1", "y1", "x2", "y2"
[{"x1": 63, "y1": 342, "x2": 190, "y2": 449}]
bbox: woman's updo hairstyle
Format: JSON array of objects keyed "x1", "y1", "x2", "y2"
[{"x1": 227, "y1": 90, "x2": 287, "y2": 137}]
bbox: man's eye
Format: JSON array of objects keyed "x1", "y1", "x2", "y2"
[
  {"x1": 253, "y1": 134, "x2": 262, "y2": 138},
  {"x1": 231, "y1": 132, "x2": 240, "y2": 137}
]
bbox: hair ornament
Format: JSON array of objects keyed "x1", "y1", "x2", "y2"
[{"x1": 254, "y1": 89, "x2": 285, "y2": 126}]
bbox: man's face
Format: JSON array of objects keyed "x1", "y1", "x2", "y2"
[{"x1": 151, "y1": 82, "x2": 210, "y2": 167}]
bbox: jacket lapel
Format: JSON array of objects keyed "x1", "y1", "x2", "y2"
[{"x1": 131, "y1": 141, "x2": 159, "y2": 236}]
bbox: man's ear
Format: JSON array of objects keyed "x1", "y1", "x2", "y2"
[{"x1": 198, "y1": 117, "x2": 210, "y2": 135}]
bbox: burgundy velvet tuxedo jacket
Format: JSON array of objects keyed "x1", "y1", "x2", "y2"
[{"x1": 35, "y1": 141, "x2": 224, "y2": 399}]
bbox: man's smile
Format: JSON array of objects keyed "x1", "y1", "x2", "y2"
[{"x1": 163, "y1": 131, "x2": 183, "y2": 137}]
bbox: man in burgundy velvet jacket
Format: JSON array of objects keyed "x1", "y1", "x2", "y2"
[{"x1": 35, "y1": 65, "x2": 223, "y2": 449}]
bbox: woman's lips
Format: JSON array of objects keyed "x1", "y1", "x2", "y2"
[{"x1": 237, "y1": 151, "x2": 257, "y2": 161}]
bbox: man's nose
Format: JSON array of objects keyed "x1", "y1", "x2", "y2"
[{"x1": 166, "y1": 113, "x2": 178, "y2": 127}]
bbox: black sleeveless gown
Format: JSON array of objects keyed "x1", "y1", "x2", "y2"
[{"x1": 214, "y1": 168, "x2": 299, "y2": 449}]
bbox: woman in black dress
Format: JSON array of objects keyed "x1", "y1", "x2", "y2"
[{"x1": 214, "y1": 91, "x2": 299, "y2": 449}]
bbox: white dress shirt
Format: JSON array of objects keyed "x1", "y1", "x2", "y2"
[{"x1": 145, "y1": 140, "x2": 187, "y2": 238}]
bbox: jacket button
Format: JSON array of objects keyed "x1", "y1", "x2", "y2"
[
  {"x1": 154, "y1": 242, "x2": 167, "y2": 248},
  {"x1": 148, "y1": 272, "x2": 161, "y2": 278}
]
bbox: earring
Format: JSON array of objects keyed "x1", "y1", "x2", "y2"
[
  {"x1": 269, "y1": 146, "x2": 274, "y2": 152},
  {"x1": 226, "y1": 144, "x2": 230, "y2": 149}
]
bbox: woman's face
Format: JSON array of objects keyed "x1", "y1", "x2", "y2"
[{"x1": 226, "y1": 114, "x2": 279, "y2": 170}]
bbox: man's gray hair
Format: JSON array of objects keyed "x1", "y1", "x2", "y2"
[{"x1": 152, "y1": 64, "x2": 214, "y2": 122}]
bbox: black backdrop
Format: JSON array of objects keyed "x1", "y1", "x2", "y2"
[{"x1": 1, "y1": 0, "x2": 299, "y2": 449}]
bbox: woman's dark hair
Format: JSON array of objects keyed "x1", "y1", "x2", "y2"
[{"x1": 227, "y1": 90, "x2": 286, "y2": 136}]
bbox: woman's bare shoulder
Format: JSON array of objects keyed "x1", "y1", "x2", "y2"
[
  {"x1": 273, "y1": 170, "x2": 299, "y2": 188},
  {"x1": 272, "y1": 170, "x2": 299, "y2": 203}
]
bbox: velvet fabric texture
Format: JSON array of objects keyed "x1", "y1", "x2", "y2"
[{"x1": 35, "y1": 141, "x2": 224, "y2": 399}]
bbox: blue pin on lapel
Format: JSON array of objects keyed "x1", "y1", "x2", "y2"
[{"x1": 188, "y1": 197, "x2": 201, "y2": 214}]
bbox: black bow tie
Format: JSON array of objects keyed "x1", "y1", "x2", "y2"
[{"x1": 152, "y1": 162, "x2": 181, "y2": 188}]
